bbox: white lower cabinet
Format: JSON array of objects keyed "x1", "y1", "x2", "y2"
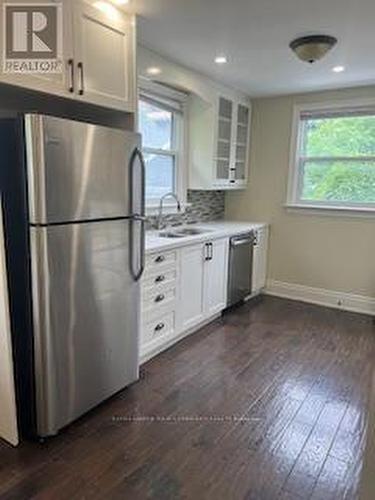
[
  {"x1": 252, "y1": 226, "x2": 269, "y2": 294},
  {"x1": 203, "y1": 239, "x2": 229, "y2": 316},
  {"x1": 179, "y1": 244, "x2": 206, "y2": 331},
  {"x1": 141, "y1": 238, "x2": 229, "y2": 362}
]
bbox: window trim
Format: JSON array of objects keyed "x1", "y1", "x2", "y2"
[
  {"x1": 138, "y1": 80, "x2": 188, "y2": 213},
  {"x1": 287, "y1": 98, "x2": 375, "y2": 213}
]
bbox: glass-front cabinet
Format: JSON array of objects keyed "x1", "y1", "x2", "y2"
[
  {"x1": 214, "y1": 97, "x2": 251, "y2": 188},
  {"x1": 189, "y1": 92, "x2": 251, "y2": 190}
]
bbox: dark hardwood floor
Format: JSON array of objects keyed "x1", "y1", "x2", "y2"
[{"x1": 1, "y1": 296, "x2": 374, "y2": 500}]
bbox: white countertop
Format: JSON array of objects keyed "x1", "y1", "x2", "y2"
[{"x1": 146, "y1": 221, "x2": 268, "y2": 254}]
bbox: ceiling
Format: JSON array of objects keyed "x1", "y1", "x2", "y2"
[{"x1": 125, "y1": 0, "x2": 375, "y2": 97}]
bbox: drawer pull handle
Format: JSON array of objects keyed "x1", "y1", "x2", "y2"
[
  {"x1": 155, "y1": 255, "x2": 166, "y2": 263},
  {"x1": 155, "y1": 294, "x2": 165, "y2": 303},
  {"x1": 154, "y1": 323, "x2": 165, "y2": 332},
  {"x1": 155, "y1": 275, "x2": 166, "y2": 283}
]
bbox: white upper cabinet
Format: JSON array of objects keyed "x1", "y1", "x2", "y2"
[
  {"x1": 73, "y1": 0, "x2": 136, "y2": 112},
  {"x1": 0, "y1": 0, "x2": 136, "y2": 112},
  {"x1": 0, "y1": 0, "x2": 74, "y2": 96},
  {"x1": 189, "y1": 93, "x2": 251, "y2": 190}
]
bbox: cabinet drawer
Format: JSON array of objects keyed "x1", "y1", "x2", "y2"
[
  {"x1": 142, "y1": 288, "x2": 176, "y2": 315},
  {"x1": 145, "y1": 251, "x2": 177, "y2": 275},
  {"x1": 142, "y1": 268, "x2": 177, "y2": 292},
  {"x1": 142, "y1": 312, "x2": 176, "y2": 344}
]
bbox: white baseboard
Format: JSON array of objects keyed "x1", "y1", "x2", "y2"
[{"x1": 265, "y1": 280, "x2": 375, "y2": 316}]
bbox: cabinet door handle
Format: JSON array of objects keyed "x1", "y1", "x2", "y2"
[
  {"x1": 77, "y1": 62, "x2": 84, "y2": 95},
  {"x1": 204, "y1": 243, "x2": 214, "y2": 261},
  {"x1": 204, "y1": 243, "x2": 209, "y2": 261},
  {"x1": 155, "y1": 294, "x2": 165, "y2": 303},
  {"x1": 155, "y1": 275, "x2": 166, "y2": 283},
  {"x1": 68, "y1": 59, "x2": 74, "y2": 93},
  {"x1": 154, "y1": 323, "x2": 165, "y2": 333},
  {"x1": 155, "y1": 255, "x2": 165, "y2": 264}
]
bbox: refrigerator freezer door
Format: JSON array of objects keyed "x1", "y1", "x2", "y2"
[
  {"x1": 25, "y1": 114, "x2": 142, "y2": 224},
  {"x1": 30, "y1": 220, "x2": 140, "y2": 437}
]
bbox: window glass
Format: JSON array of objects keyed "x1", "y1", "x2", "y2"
[
  {"x1": 291, "y1": 108, "x2": 375, "y2": 208},
  {"x1": 139, "y1": 99, "x2": 173, "y2": 150},
  {"x1": 139, "y1": 94, "x2": 183, "y2": 205},
  {"x1": 144, "y1": 153, "x2": 175, "y2": 200}
]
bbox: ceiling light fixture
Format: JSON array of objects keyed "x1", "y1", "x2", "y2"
[
  {"x1": 146, "y1": 67, "x2": 162, "y2": 76},
  {"x1": 289, "y1": 35, "x2": 337, "y2": 64},
  {"x1": 332, "y1": 65, "x2": 345, "y2": 73},
  {"x1": 215, "y1": 55, "x2": 227, "y2": 65},
  {"x1": 111, "y1": 0, "x2": 129, "y2": 4}
]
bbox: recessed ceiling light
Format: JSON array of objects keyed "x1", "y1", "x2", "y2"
[
  {"x1": 94, "y1": 1, "x2": 119, "y2": 19},
  {"x1": 146, "y1": 67, "x2": 162, "y2": 76},
  {"x1": 111, "y1": 0, "x2": 129, "y2": 4},
  {"x1": 215, "y1": 55, "x2": 227, "y2": 65},
  {"x1": 332, "y1": 65, "x2": 345, "y2": 73}
]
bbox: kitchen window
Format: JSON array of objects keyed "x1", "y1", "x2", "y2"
[
  {"x1": 139, "y1": 83, "x2": 187, "y2": 210},
  {"x1": 287, "y1": 101, "x2": 375, "y2": 212}
]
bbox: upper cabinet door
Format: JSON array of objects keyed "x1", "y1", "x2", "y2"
[
  {"x1": 234, "y1": 104, "x2": 251, "y2": 184},
  {"x1": 0, "y1": 0, "x2": 74, "y2": 96},
  {"x1": 73, "y1": 1, "x2": 136, "y2": 112},
  {"x1": 215, "y1": 97, "x2": 234, "y2": 185}
]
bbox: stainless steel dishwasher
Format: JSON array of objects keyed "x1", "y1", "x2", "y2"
[{"x1": 227, "y1": 232, "x2": 256, "y2": 307}]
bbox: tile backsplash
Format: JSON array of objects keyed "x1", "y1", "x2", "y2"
[{"x1": 146, "y1": 190, "x2": 225, "y2": 230}]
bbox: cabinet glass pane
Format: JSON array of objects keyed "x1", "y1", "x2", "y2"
[
  {"x1": 237, "y1": 124, "x2": 248, "y2": 144},
  {"x1": 217, "y1": 140, "x2": 231, "y2": 159},
  {"x1": 218, "y1": 119, "x2": 231, "y2": 141},
  {"x1": 238, "y1": 105, "x2": 249, "y2": 125},
  {"x1": 219, "y1": 98, "x2": 233, "y2": 120},
  {"x1": 235, "y1": 162, "x2": 246, "y2": 180},
  {"x1": 216, "y1": 159, "x2": 230, "y2": 180},
  {"x1": 236, "y1": 144, "x2": 247, "y2": 162}
]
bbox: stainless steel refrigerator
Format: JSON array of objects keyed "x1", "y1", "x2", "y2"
[{"x1": 23, "y1": 114, "x2": 145, "y2": 437}]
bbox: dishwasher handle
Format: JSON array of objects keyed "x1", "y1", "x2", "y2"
[{"x1": 230, "y1": 235, "x2": 255, "y2": 247}]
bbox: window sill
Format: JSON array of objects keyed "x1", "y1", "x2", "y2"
[
  {"x1": 146, "y1": 203, "x2": 191, "y2": 216},
  {"x1": 285, "y1": 203, "x2": 375, "y2": 218}
]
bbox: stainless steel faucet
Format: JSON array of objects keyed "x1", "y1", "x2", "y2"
[{"x1": 157, "y1": 192, "x2": 182, "y2": 230}]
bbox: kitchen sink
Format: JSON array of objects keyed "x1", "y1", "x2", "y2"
[
  {"x1": 158, "y1": 231, "x2": 186, "y2": 239},
  {"x1": 175, "y1": 227, "x2": 211, "y2": 236},
  {"x1": 158, "y1": 227, "x2": 212, "y2": 239}
]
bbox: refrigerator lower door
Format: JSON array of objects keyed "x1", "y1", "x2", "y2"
[{"x1": 30, "y1": 220, "x2": 140, "y2": 437}]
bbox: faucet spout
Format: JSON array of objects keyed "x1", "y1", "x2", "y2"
[{"x1": 157, "y1": 192, "x2": 182, "y2": 230}]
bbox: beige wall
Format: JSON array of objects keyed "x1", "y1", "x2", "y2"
[{"x1": 226, "y1": 86, "x2": 375, "y2": 297}]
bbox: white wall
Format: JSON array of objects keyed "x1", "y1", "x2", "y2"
[
  {"x1": 0, "y1": 200, "x2": 18, "y2": 446},
  {"x1": 226, "y1": 86, "x2": 375, "y2": 299}
]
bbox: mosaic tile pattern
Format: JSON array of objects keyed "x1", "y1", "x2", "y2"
[{"x1": 146, "y1": 190, "x2": 225, "y2": 230}]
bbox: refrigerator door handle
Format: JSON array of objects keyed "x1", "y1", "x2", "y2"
[{"x1": 129, "y1": 147, "x2": 146, "y2": 282}]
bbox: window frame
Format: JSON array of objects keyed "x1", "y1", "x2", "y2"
[
  {"x1": 138, "y1": 80, "x2": 188, "y2": 213},
  {"x1": 287, "y1": 98, "x2": 375, "y2": 213}
]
